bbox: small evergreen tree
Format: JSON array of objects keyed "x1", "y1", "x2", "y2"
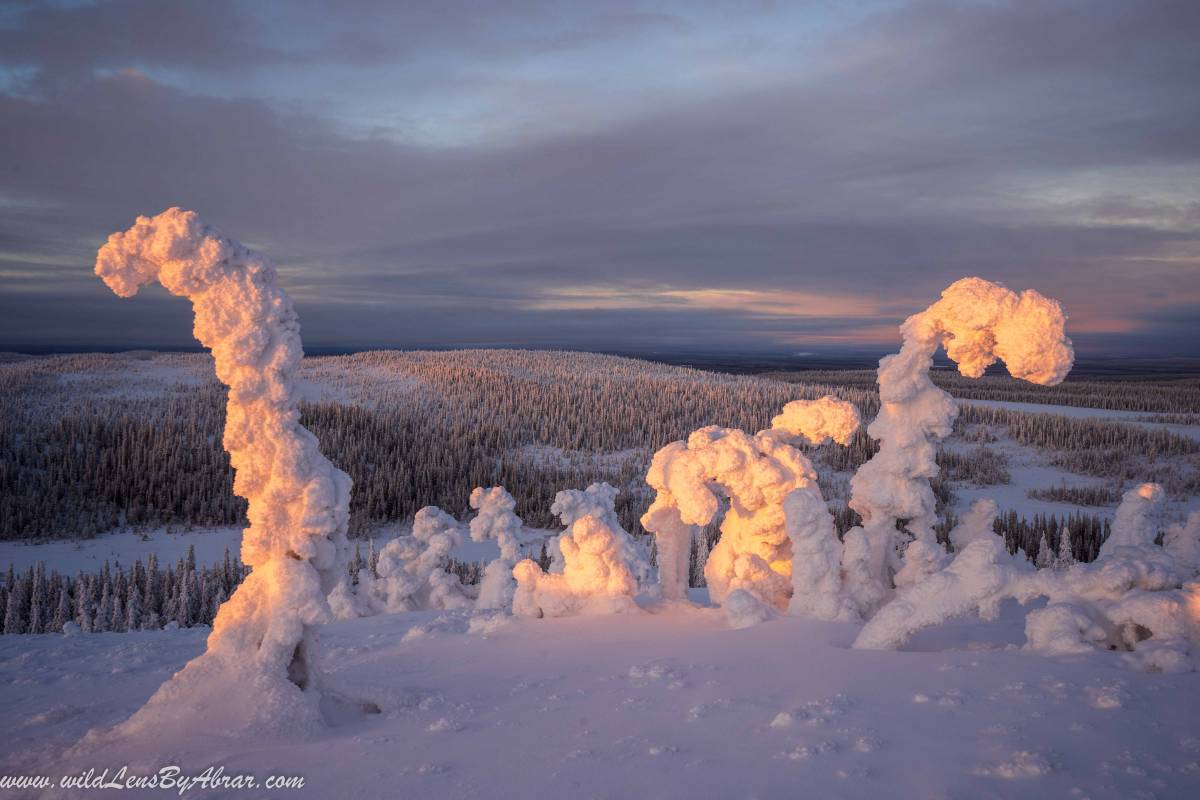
[
  {"x1": 51, "y1": 585, "x2": 71, "y2": 633},
  {"x1": 1034, "y1": 533, "x2": 1053, "y2": 569}
]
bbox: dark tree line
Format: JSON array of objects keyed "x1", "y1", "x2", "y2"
[
  {"x1": 1026, "y1": 482, "x2": 1123, "y2": 507},
  {"x1": 773, "y1": 368, "x2": 1200, "y2": 415}
]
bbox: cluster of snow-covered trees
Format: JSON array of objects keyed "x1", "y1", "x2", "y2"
[
  {"x1": 326, "y1": 481, "x2": 650, "y2": 621},
  {"x1": 4, "y1": 353, "x2": 1195, "y2": 542},
  {"x1": 2, "y1": 500, "x2": 1124, "y2": 637},
  {"x1": 856, "y1": 486, "x2": 1200, "y2": 672},
  {"x1": 1026, "y1": 482, "x2": 1123, "y2": 507},
  {"x1": 990, "y1": 508, "x2": 1110, "y2": 563},
  {"x1": 0, "y1": 350, "x2": 876, "y2": 540},
  {"x1": 0, "y1": 547, "x2": 247, "y2": 635},
  {"x1": 316, "y1": 277, "x2": 1199, "y2": 669},
  {"x1": 31, "y1": 207, "x2": 1190, "y2": 747}
]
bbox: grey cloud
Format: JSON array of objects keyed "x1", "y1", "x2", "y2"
[{"x1": 0, "y1": 1, "x2": 1197, "y2": 355}]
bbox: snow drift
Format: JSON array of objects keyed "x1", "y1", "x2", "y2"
[{"x1": 92, "y1": 208, "x2": 355, "y2": 737}]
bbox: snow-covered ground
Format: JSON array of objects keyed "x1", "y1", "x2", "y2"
[
  {"x1": 0, "y1": 527, "x2": 242, "y2": 574},
  {"x1": 0, "y1": 525, "x2": 556, "y2": 577},
  {"x1": 2, "y1": 597, "x2": 1197, "y2": 799},
  {"x1": 964, "y1": 399, "x2": 1200, "y2": 442},
  {"x1": 944, "y1": 430, "x2": 1200, "y2": 523}
]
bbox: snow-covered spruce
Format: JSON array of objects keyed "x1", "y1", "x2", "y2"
[
  {"x1": 856, "y1": 484, "x2": 1200, "y2": 671},
  {"x1": 91, "y1": 208, "x2": 354, "y2": 737},
  {"x1": 642, "y1": 397, "x2": 859, "y2": 622},
  {"x1": 469, "y1": 487, "x2": 523, "y2": 611},
  {"x1": 1165, "y1": 511, "x2": 1200, "y2": 571},
  {"x1": 332, "y1": 506, "x2": 471, "y2": 617},
  {"x1": 1, "y1": 549, "x2": 245, "y2": 635},
  {"x1": 513, "y1": 483, "x2": 646, "y2": 617},
  {"x1": 843, "y1": 277, "x2": 1074, "y2": 617}
]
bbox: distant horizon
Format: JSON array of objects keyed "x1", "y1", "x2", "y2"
[
  {"x1": 5, "y1": 342, "x2": 1199, "y2": 377},
  {"x1": 2, "y1": 1, "x2": 1197, "y2": 359}
]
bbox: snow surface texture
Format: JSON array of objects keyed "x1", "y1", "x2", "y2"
[
  {"x1": 469, "y1": 487, "x2": 522, "y2": 611},
  {"x1": 93, "y1": 209, "x2": 353, "y2": 738},
  {"x1": 513, "y1": 482, "x2": 647, "y2": 617},
  {"x1": 844, "y1": 277, "x2": 1074, "y2": 616},
  {"x1": 642, "y1": 397, "x2": 859, "y2": 621},
  {"x1": 4, "y1": 603, "x2": 1200, "y2": 800},
  {"x1": 857, "y1": 484, "x2": 1200, "y2": 671}
]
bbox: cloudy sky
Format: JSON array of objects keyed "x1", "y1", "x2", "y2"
[{"x1": 1, "y1": 0, "x2": 1198, "y2": 358}]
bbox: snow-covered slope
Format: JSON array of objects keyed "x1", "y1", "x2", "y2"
[
  {"x1": 2, "y1": 598, "x2": 1197, "y2": 800},
  {"x1": 0, "y1": 527, "x2": 242, "y2": 574}
]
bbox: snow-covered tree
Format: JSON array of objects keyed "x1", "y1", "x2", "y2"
[
  {"x1": 642, "y1": 397, "x2": 859, "y2": 622},
  {"x1": 1034, "y1": 533, "x2": 1054, "y2": 570},
  {"x1": 28, "y1": 564, "x2": 46, "y2": 634},
  {"x1": 513, "y1": 483, "x2": 645, "y2": 617},
  {"x1": 843, "y1": 278, "x2": 1073, "y2": 616},
  {"x1": 1164, "y1": 511, "x2": 1200, "y2": 571},
  {"x1": 470, "y1": 487, "x2": 523, "y2": 611},
  {"x1": 94, "y1": 208, "x2": 354, "y2": 735},
  {"x1": 51, "y1": 585, "x2": 71, "y2": 634},
  {"x1": 355, "y1": 506, "x2": 472, "y2": 614},
  {"x1": 3, "y1": 586, "x2": 24, "y2": 636}
]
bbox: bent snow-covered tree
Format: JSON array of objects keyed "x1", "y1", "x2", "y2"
[
  {"x1": 642, "y1": 397, "x2": 859, "y2": 620},
  {"x1": 842, "y1": 277, "x2": 1074, "y2": 617},
  {"x1": 93, "y1": 208, "x2": 352, "y2": 734}
]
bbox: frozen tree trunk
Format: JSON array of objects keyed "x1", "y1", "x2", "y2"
[
  {"x1": 91, "y1": 208, "x2": 353, "y2": 736},
  {"x1": 641, "y1": 502, "x2": 695, "y2": 602}
]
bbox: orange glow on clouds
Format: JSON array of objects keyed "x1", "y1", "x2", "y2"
[{"x1": 528, "y1": 286, "x2": 882, "y2": 318}]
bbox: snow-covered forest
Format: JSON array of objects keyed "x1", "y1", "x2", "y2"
[
  {"x1": 3, "y1": 351, "x2": 1196, "y2": 541},
  {"x1": 2, "y1": 350, "x2": 1198, "y2": 639}
]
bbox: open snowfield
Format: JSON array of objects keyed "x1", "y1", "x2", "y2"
[
  {"x1": 2, "y1": 597, "x2": 1198, "y2": 800},
  {"x1": 0, "y1": 528, "x2": 243, "y2": 575},
  {"x1": 0, "y1": 522, "x2": 550, "y2": 579},
  {"x1": 964, "y1": 400, "x2": 1200, "y2": 442}
]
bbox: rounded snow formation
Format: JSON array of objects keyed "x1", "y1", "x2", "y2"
[
  {"x1": 514, "y1": 483, "x2": 646, "y2": 617},
  {"x1": 844, "y1": 277, "x2": 1074, "y2": 616},
  {"x1": 470, "y1": 487, "x2": 523, "y2": 611},
  {"x1": 856, "y1": 483, "x2": 1200, "y2": 671},
  {"x1": 768, "y1": 396, "x2": 862, "y2": 447},
  {"x1": 345, "y1": 506, "x2": 472, "y2": 617},
  {"x1": 92, "y1": 208, "x2": 353, "y2": 738},
  {"x1": 642, "y1": 397, "x2": 860, "y2": 620}
]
